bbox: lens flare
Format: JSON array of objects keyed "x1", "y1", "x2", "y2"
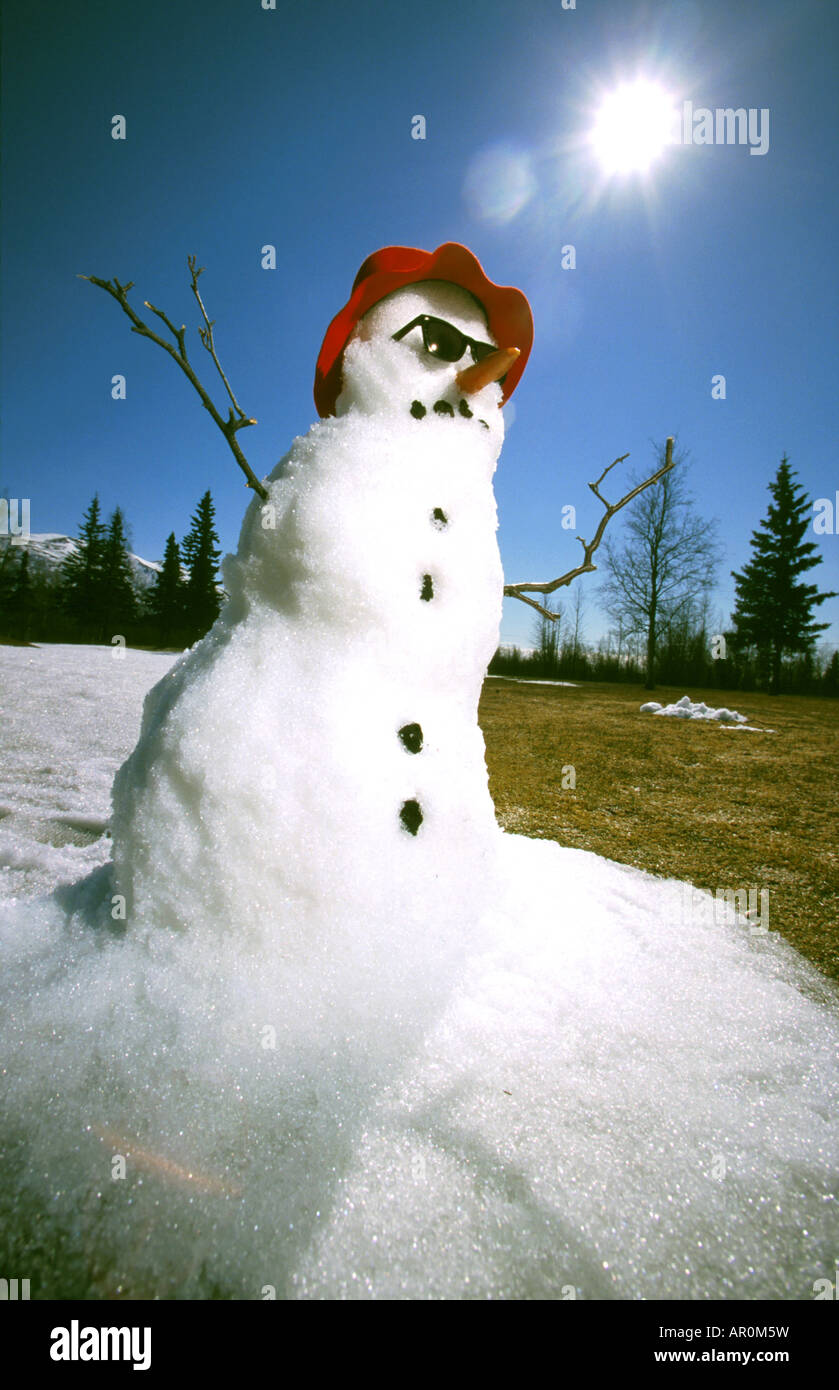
[{"x1": 463, "y1": 143, "x2": 537, "y2": 224}]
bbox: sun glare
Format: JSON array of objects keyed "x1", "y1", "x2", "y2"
[{"x1": 590, "y1": 79, "x2": 675, "y2": 175}]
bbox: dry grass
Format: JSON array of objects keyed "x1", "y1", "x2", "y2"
[{"x1": 479, "y1": 678, "x2": 839, "y2": 982}]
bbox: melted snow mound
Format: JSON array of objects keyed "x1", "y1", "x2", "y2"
[{"x1": 641, "y1": 695, "x2": 749, "y2": 723}]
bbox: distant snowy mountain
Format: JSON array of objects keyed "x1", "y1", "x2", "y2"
[{"x1": 5, "y1": 533, "x2": 161, "y2": 590}]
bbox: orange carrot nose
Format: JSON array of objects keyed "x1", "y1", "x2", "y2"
[{"x1": 455, "y1": 346, "x2": 520, "y2": 395}]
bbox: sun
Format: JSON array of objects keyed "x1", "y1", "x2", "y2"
[{"x1": 590, "y1": 79, "x2": 676, "y2": 175}]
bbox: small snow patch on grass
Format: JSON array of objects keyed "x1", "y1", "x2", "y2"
[
  {"x1": 487, "y1": 676, "x2": 579, "y2": 687},
  {"x1": 640, "y1": 694, "x2": 773, "y2": 730}
]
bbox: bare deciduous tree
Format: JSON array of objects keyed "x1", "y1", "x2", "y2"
[
  {"x1": 566, "y1": 581, "x2": 586, "y2": 678},
  {"x1": 504, "y1": 439, "x2": 675, "y2": 620},
  {"x1": 531, "y1": 600, "x2": 563, "y2": 671},
  {"x1": 599, "y1": 442, "x2": 721, "y2": 689}
]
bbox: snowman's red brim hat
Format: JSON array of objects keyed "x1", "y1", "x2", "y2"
[{"x1": 313, "y1": 242, "x2": 533, "y2": 417}]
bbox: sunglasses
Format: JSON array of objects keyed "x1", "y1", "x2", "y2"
[{"x1": 391, "y1": 314, "x2": 497, "y2": 365}]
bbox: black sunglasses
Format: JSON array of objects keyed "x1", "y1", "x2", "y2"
[{"x1": 391, "y1": 314, "x2": 497, "y2": 365}]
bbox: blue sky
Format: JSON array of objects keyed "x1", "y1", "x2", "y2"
[{"x1": 2, "y1": 0, "x2": 837, "y2": 650}]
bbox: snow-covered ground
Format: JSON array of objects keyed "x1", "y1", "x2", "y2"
[
  {"x1": 0, "y1": 644, "x2": 177, "y2": 900},
  {"x1": 1, "y1": 642, "x2": 838, "y2": 1300}
]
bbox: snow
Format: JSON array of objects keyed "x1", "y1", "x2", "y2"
[
  {"x1": 6, "y1": 532, "x2": 161, "y2": 587},
  {"x1": 2, "y1": 651, "x2": 838, "y2": 1299},
  {"x1": 0, "y1": 644, "x2": 177, "y2": 900},
  {"x1": 719, "y1": 723, "x2": 777, "y2": 733},
  {"x1": 640, "y1": 696, "x2": 776, "y2": 733},
  {"x1": 487, "y1": 675, "x2": 578, "y2": 687},
  {"x1": 1, "y1": 280, "x2": 838, "y2": 1299},
  {"x1": 642, "y1": 695, "x2": 745, "y2": 722}
]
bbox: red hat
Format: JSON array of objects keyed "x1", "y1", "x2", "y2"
[{"x1": 313, "y1": 242, "x2": 533, "y2": 417}]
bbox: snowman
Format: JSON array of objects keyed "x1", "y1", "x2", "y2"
[
  {"x1": 4, "y1": 244, "x2": 839, "y2": 1302},
  {"x1": 110, "y1": 243, "x2": 533, "y2": 1027}
]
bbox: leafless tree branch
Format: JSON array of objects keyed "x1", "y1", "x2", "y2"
[
  {"x1": 187, "y1": 254, "x2": 249, "y2": 421},
  {"x1": 504, "y1": 437, "x2": 675, "y2": 620},
  {"x1": 79, "y1": 262, "x2": 268, "y2": 502}
]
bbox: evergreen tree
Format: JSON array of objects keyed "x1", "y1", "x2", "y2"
[
  {"x1": 61, "y1": 494, "x2": 106, "y2": 637},
  {"x1": 730, "y1": 456, "x2": 837, "y2": 693},
  {"x1": 4, "y1": 548, "x2": 32, "y2": 641},
  {"x1": 0, "y1": 536, "x2": 14, "y2": 620},
  {"x1": 150, "y1": 531, "x2": 185, "y2": 647},
  {"x1": 100, "y1": 506, "x2": 138, "y2": 640},
  {"x1": 181, "y1": 490, "x2": 221, "y2": 641}
]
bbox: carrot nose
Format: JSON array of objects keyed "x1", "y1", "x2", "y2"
[{"x1": 455, "y1": 346, "x2": 520, "y2": 395}]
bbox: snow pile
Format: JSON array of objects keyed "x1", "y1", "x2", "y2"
[
  {"x1": 642, "y1": 695, "x2": 749, "y2": 723},
  {"x1": 1, "y1": 279, "x2": 837, "y2": 1299}
]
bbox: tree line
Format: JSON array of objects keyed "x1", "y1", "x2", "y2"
[
  {"x1": 491, "y1": 451, "x2": 837, "y2": 697},
  {"x1": 3, "y1": 451, "x2": 836, "y2": 696},
  {"x1": 0, "y1": 490, "x2": 222, "y2": 650},
  {"x1": 490, "y1": 610, "x2": 839, "y2": 696}
]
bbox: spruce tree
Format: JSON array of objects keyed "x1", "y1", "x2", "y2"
[
  {"x1": 61, "y1": 494, "x2": 106, "y2": 637},
  {"x1": 731, "y1": 456, "x2": 836, "y2": 692},
  {"x1": 181, "y1": 490, "x2": 221, "y2": 641},
  {"x1": 7, "y1": 548, "x2": 32, "y2": 641},
  {"x1": 150, "y1": 531, "x2": 185, "y2": 647},
  {"x1": 100, "y1": 506, "x2": 138, "y2": 641},
  {"x1": 0, "y1": 535, "x2": 14, "y2": 621}
]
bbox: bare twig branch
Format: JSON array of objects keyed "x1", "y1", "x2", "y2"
[
  {"x1": 187, "y1": 254, "x2": 249, "y2": 420},
  {"x1": 79, "y1": 263, "x2": 268, "y2": 502},
  {"x1": 503, "y1": 437, "x2": 675, "y2": 620},
  {"x1": 142, "y1": 297, "x2": 188, "y2": 358}
]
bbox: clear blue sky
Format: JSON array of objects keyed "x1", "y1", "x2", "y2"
[{"x1": 2, "y1": 0, "x2": 837, "y2": 650}]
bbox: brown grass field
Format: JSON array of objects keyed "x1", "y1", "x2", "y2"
[{"x1": 479, "y1": 678, "x2": 839, "y2": 983}]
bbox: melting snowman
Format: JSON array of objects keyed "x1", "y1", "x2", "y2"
[
  {"x1": 4, "y1": 243, "x2": 839, "y2": 1302},
  {"x1": 111, "y1": 244, "x2": 533, "y2": 1023}
]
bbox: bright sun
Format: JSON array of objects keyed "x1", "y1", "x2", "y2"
[{"x1": 590, "y1": 79, "x2": 675, "y2": 175}]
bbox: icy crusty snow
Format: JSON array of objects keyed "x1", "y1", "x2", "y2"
[
  {"x1": 2, "y1": 276, "x2": 838, "y2": 1299},
  {"x1": 2, "y1": 665, "x2": 838, "y2": 1299},
  {"x1": 2, "y1": 652, "x2": 839, "y2": 1298},
  {"x1": 0, "y1": 644, "x2": 174, "y2": 901}
]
